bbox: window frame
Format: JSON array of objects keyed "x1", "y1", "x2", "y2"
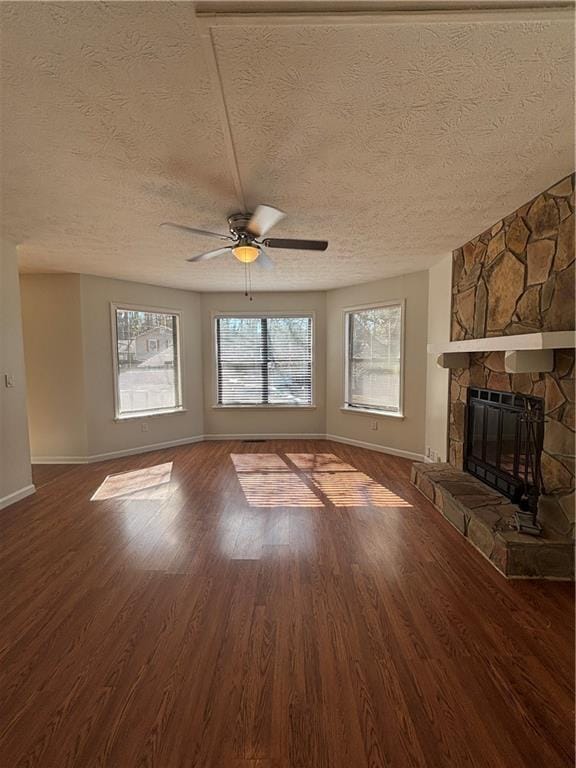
[
  {"x1": 212, "y1": 311, "x2": 316, "y2": 409},
  {"x1": 342, "y1": 300, "x2": 405, "y2": 419},
  {"x1": 110, "y1": 302, "x2": 185, "y2": 420}
]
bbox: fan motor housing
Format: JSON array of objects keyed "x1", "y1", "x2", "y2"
[{"x1": 228, "y1": 212, "x2": 253, "y2": 238}]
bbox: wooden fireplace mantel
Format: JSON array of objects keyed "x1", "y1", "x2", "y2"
[{"x1": 428, "y1": 330, "x2": 576, "y2": 373}]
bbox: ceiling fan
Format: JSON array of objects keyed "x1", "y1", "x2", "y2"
[{"x1": 160, "y1": 205, "x2": 328, "y2": 270}]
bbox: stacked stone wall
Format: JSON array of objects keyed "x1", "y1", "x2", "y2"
[
  {"x1": 451, "y1": 174, "x2": 574, "y2": 340},
  {"x1": 448, "y1": 174, "x2": 575, "y2": 538}
]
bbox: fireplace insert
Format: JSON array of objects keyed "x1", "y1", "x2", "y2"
[{"x1": 465, "y1": 387, "x2": 544, "y2": 512}]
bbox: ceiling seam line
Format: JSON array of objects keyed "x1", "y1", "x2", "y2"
[
  {"x1": 196, "y1": 6, "x2": 574, "y2": 26},
  {"x1": 197, "y1": 16, "x2": 247, "y2": 211}
]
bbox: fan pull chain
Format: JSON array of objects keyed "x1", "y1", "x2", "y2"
[{"x1": 243, "y1": 258, "x2": 253, "y2": 301}]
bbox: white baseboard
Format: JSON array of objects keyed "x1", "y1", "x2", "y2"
[
  {"x1": 31, "y1": 456, "x2": 88, "y2": 465},
  {"x1": 203, "y1": 433, "x2": 325, "y2": 441},
  {"x1": 31, "y1": 433, "x2": 424, "y2": 465},
  {"x1": 325, "y1": 434, "x2": 425, "y2": 462},
  {"x1": 0, "y1": 483, "x2": 36, "y2": 510},
  {"x1": 31, "y1": 436, "x2": 204, "y2": 465},
  {"x1": 88, "y1": 436, "x2": 204, "y2": 462}
]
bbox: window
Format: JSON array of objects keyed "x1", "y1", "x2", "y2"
[
  {"x1": 112, "y1": 305, "x2": 182, "y2": 418},
  {"x1": 345, "y1": 303, "x2": 403, "y2": 415},
  {"x1": 215, "y1": 315, "x2": 313, "y2": 406}
]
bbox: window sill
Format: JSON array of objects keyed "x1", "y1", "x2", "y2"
[
  {"x1": 115, "y1": 407, "x2": 187, "y2": 421},
  {"x1": 212, "y1": 405, "x2": 317, "y2": 411},
  {"x1": 340, "y1": 406, "x2": 404, "y2": 420}
]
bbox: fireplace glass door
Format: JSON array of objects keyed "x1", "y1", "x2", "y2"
[{"x1": 465, "y1": 388, "x2": 543, "y2": 502}]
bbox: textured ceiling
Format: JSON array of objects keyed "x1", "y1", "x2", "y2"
[{"x1": 1, "y1": 3, "x2": 574, "y2": 291}]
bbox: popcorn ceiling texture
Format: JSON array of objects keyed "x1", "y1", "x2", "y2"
[
  {"x1": 1, "y1": 4, "x2": 574, "y2": 291},
  {"x1": 447, "y1": 174, "x2": 575, "y2": 542}
]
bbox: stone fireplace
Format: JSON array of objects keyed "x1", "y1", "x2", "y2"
[{"x1": 412, "y1": 173, "x2": 575, "y2": 578}]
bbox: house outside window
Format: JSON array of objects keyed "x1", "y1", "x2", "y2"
[
  {"x1": 344, "y1": 302, "x2": 404, "y2": 415},
  {"x1": 112, "y1": 304, "x2": 183, "y2": 418}
]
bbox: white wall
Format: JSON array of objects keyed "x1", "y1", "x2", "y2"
[
  {"x1": 20, "y1": 274, "x2": 88, "y2": 460},
  {"x1": 201, "y1": 292, "x2": 326, "y2": 437},
  {"x1": 80, "y1": 275, "x2": 204, "y2": 459},
  {"x1": 424, "y1": 254, "x2": 452, "y2": 462},
  {"x1": 0, "y1": 240, "x2": 33, "y2": 507},
  {"x1": 325, "y1": 271, "x2": 429, "y2": 461}
]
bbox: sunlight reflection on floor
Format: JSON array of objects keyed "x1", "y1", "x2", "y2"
[
  {"x1": 286, "y1": 453, "x2": 356, "y2": 472},
  {"x1": 232, "y1": 454, "x2": 411, "y2": 510},
  {"x1": 236, "y1": 472, "x2": 324, "y2": 508},
  {"x1": 231, "y1": 453, "x2": 290, "y2": 472},
  {"x1": 91, "y1": 462, "x2": 173, "y2": 501},
  {"x1": 310, "y1": 471, "x2": 412, "y2": 507}
]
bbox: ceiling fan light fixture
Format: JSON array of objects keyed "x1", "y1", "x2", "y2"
[{"x1": 233, "y1": 244, "x2": 259, "y2": 263}]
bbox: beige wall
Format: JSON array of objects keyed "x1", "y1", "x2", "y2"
[
  {"x1": 201, "y1": 292, "x2": 326, "y2": 437},
  {"x1": 79, "y1": 275, "x2": 203, "y2": 458},
  {"x1": 19, "y1": 273, "x2": 433, "y2": 462},
  {"x1": 20, "y1": 274, "x2": 88, "y2": 460},
  {"x1": 1, "y1": 240, "x2": 33, "y2": 507},
  {"x1": 424, "y1": 254, "x2": 452, "y2": 462},
  {"x1": 325, "y1": 271, "x2": 428, "y2": 460},
  {"x1": 20, "y1": 274, "x2": 204, "y2": 461}
]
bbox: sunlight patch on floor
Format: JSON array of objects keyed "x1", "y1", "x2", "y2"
[
  {"x1": 231, "y1": 453, "x2": 290, "y2": 472},
  {"x1": 91, "y1": 462, "x2": 173, "y2": 501},
  {"x1": 236, "y1": 472, "x2": 324, "y2": 508},
  {"x1": 310, "y1": 471, "x2": 412, "y2": 507},
  {"x1": 231, "y1": 453, "x2": 411, "y2": 510},
  {"x1": 286, "y1": 453, "x2": 356, "y2": 472}
]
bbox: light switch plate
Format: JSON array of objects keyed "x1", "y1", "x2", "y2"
[{"x1": 5, "y1": 374, "x2": 15, "y2": 388}]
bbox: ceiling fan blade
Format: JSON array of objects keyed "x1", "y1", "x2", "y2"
[
  {"x1": 247, "y1": 205, "x2": 286, "y2": 237},
  {"x1": 255, "y1": 247, "x2": 274, "y2": 270},
  {"x1": 263, "y1": 238, "x2": 328, "y2": 251},
  {"x1": 161, "y1": 222, "x2": 232, "y2": 241},
  {"x1": 187, "y1": 247, "x2": 233, "y2": 262}
]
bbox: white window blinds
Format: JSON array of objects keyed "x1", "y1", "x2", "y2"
[
  {"x1": 216, "y1": 316, "x2": 313, "y2": 406},
  {"x1": 346, "y1": 304, "x2": 403, "y2": 413}
]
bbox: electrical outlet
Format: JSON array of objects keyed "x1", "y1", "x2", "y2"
[
  {"x1": 371, "y1": 420, "x2": 378, "y2": 431},
  {"x1": 141, "y1": 422, "x2": 149, "y2": 433},
  {"x1": 4, "y1": 374, "x2": 15, "y2": 388}
]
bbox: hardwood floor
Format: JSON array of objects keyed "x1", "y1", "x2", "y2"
[
  {"x1": 31, "y1": 463, "x2": 78, "y2": 489},
  {"x1": 1, "y1": 440, "x2": 573, "y2": 767}
]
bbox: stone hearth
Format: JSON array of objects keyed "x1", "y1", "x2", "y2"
[{"x1": 411, "y1": 463, "x2": 574, "y2": 579}]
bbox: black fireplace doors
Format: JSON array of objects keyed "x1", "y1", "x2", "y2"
[{"x1": 465, "y1": 387, "x2": 544, "y2": 507}]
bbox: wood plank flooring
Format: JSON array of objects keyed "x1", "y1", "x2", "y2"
[{"x1": 1, "y1": 440, "x2": 573, "y2": 767}]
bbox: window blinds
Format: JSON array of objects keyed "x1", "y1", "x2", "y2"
[
  {"x1": 216, "y1": 316, "x2": 313, "y2": 406},
  {"x1": 346, "y1": 304, "x2": 402, "y2": 413}
]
